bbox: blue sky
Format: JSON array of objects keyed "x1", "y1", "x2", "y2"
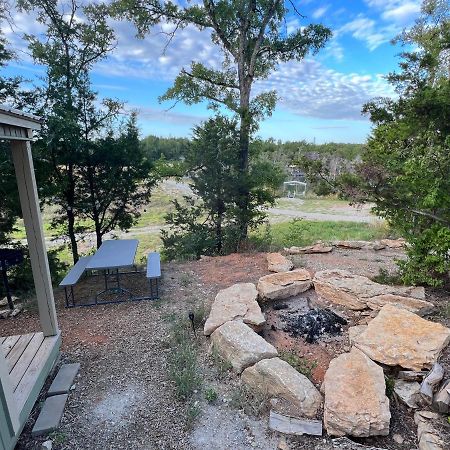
[{"x1": 2, "y1": 0, "x2": 423, "y2": 143}]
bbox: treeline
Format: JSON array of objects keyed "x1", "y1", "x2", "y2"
[{"x1": 141, "y1": 136, "x2": 363, "y2": 165}]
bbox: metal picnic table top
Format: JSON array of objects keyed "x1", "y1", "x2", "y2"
[{"x1": 86, "y1": 239, "x2": 139, "y2": 271}]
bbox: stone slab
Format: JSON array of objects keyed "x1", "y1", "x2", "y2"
[
  {"x1": 32, "y1": 394, "x2": 68, "y2": 436},
  {"x1": 48, "y1": 363, "x2": 80, "y2": 396},
  {"x1": 269, "y1": 410, "x2": 322, "y2": 436}
]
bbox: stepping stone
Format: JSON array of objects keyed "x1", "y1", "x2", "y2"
[
  {"x1": 48, "y1": 363, "x2": 80, "y2": 396},
  {"x1": 32, "y1": 394, "x2": 68, "y2": 436}
]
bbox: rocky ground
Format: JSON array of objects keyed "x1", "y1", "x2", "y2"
[{"x1": 1, "y1": 247, "x2": 449, "y2": 450}]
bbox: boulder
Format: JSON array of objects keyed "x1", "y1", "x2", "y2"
[
  {"x1": 394, "y1": 380, "x2": 421, "y2": 408},
  {"x1": 284, "y1": 243, "x2": 333, "y2": 254},
  {"x1": 257, "y1": 269, "x2": 312, "y2": 301},
  {"x1": 353, "y1": 304, "x2": 450, "y2": 371},
  {"x1": 380, "y1": 238, "x2": 406, "y2": 249},
  {"x1": 313, "y1": 269, "x2": 429, "y2": 312},
  {"x1": 323, "y1": 347, "x2": 391, "y2": 437},
  {"x1": 242, "y1": 357, "x2": 322, "y2": 418},
  {"x1": 348, "y1": 325, "x2": 367, "y2": 345},
  {"x1": 203, "y1": 283, "x2": 265, "y2": 336},
  {"x1": 267, "y1": 252, "x2": 294, "y2": 273},
  {"x1": 210, "y1": 321, "x2": 277, "y2": 373},
  {"x1": 414, "y1": 411, "x2": 445, "y2": 450}
]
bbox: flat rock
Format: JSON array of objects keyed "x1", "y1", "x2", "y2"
[
  {"x1": 48, "y1": 363, "x2": 80, "y2": 396},
  {"x1": 267, "y1": 253, "x2": 294, "y2": 273},
  {"x1": 313, "y1": 269, "x2": 428, "y2": 312},
  {"x1": 242, "y1": 357, "x2": 322, "y2": 418},
  {"x1": 394, "y1": 380, "x2": 421, "y2": 408},
  {"x1": 348, "y1": 325, "x2": 367, "y2": 345},
  {"x1": 257, "y1": 269, "x2": 312, "y2": 301},
  {"x1": 210, "y1": 321, "x2": 277, "y2": 373},
  {"x1": 269, "y1": 410, "x2": 322, "y2": 436},
  {"x1": 284, "y1": 243, "x2": 333, "y2": 254},
  {"x1": 353, "y1": 304, "x2": 450, "y2": 371},
  {"x1": 31, "y1": 394, "x2": 68, "y2": 436},
  {"x1": 331, "y1": 437, "x2": 387, "y2": 450},
  {"x1": 203, "y1": 283, "x2": 265, "y2": 336},
  {"x1": 323, "y1": 347, "x2": 391, "y2": 437},
  {"x1": 380, "y1": 238, "x2": 406, "y2": 248},
  {"x1": 333, "y1": 240, "x2": 373, "y2": 249}
]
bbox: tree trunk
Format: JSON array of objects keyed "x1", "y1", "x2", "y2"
[
  {"x1": 237, "y1": 79, "x2": 251, "y2": 241},
  {"x1": 95, "y1": 219, "x2": 102, "y2": 249},
  {"x1": 66, "y1": 163, "x2": 79, "y2": 264}
]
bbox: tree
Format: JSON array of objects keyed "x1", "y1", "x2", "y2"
[
  {"x1": 113, "y1": 0, "x2": 331, "y2": 239},
  {"x1": 301, "y1": 0, "x2": 449, "y2": 285},
  {"x1": 77, "y1": 113, "x2": 157, "y2": 248},
  {"x1": 18, "y1": 0, "x2": 118, "y2": 262},
  {"x1": 162, "y1": 115, "x2": 283, "y2": 259}
]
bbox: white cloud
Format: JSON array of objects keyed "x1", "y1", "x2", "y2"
[
  {"x1": 255, "y1": 59, "x2": 394, "y2": 121},
  {"x1": 338, "y1": 15, "x2": 395, "y2": 51},
  {"x1": 312, "y1": 5, "x2": 330, "y2": 19},
  {"x1": 365, "y1": 0, "x2": 421, "y2": 24}
]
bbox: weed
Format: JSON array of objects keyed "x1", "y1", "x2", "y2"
[
  {"x1": 180, "y1": 273, "x2": 192, "y2": 287},
  {"x1": 282, "y1": 218, "x2": 306, "y2": 247},
  {"x1": 385, "y1": 375, "x2": 395, "y2": 398},
  {"x1": 204, "y1": 388, "x2": 218, "y2": 403},
  {"x1": 230, "y1": 382, "x2": 270, "y2": 417},
  {"x1": 185, "y1": 401, "x2": 201, "y2": 430},
  {"x1": 49, "y1": 431, "x2": 67, "y2": 445},
  {"x1": 168, "y1": 317, "x2": 202, "y2": 400},
  {"x1": 210, "y1": 345, "x2": 232, "y2": 379},
  {"x1": 279, "y1": 351, "x2": 317, "y2": 379},
  {"x1": 372, "y1": 268, "x2": 403, "y2": 285}
]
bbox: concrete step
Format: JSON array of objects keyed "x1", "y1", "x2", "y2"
[
  {"x1": 31, "y1": 394, "x2": 68, "y2": 436},
  {"x1": 47, "y1": 363, "x2": 80, "y2": 396}
]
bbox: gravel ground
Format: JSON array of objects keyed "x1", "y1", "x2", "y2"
[{"x1": 1, "y1": 248, "x2": 449, "y2": 450}]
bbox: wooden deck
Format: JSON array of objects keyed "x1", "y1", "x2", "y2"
[{"x1": 1, "y1": 332, "x2": 60, "y2": 416}]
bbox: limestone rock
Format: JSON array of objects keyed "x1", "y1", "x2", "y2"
[
  {"x1": 323, "y1": 347, "x2": 390, "y2": 437},
  {"x1": 267, "y1": 252, "x2": 294, "y2": 273},
  {"x1": 353, "y1": 304, "x2": 450, "y2": 371},
  {"x1": 203, "y1": 283, "x2": 265, "y2": 336},
  {"x1": 394, "y1": 380, "x2": 421, "y2": 408},
  {"x1": 380, "y1": 238, "x2": 406, "y2": 249},
  {"x1": 210, "y1": 321, "x2": 277, "y2": 373},
  {"x1": 242, "y1": 357, "x2": 322, "y2": 418},
  {"x1": 333, "y1": 240, "x2": 373, "y2": 249},
  {"x1": 313, "y1": 269, "x2": 428, "y2": 312},
  {"x1": 348, "y1": 325, "x2": 367, "y2": 345},
  {"x1": 284, "y1": 243, "x2": 333, "y2": 254},
  {"x1": 257, "y1": 269, "x2": 312, "y2": 301},
  {"x1": 414, "y1": 411, "x2": 445, "y2": 450}
]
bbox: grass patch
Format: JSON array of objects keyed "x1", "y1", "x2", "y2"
[
  {"x1": 279, "y1": 351, "x2": 317, "y2": 380},
  {"x1": 230, "y1": 382, "x2": 270, "y2": 417},
  {"x1": 372, "y1": 268, "x2": 403, "y2": 285},
  {"x1": 252, "y1": 219, "x2": 390, "y2": 250},
  {"x1": 167, "y1": 316, "x2": 202, "y2": 401},
  {"x1": 204, "y1": 388, "x2": 218, "y2": 403},
  {"x1": 210, "y1": 345, "x2": 233, "y2": 379}
]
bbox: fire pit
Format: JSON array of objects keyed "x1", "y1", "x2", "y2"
[{"x1": 282, "y1": 308, "x2": 347, "y2": 343}]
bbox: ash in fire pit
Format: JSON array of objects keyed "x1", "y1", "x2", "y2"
[{"x1": 282, "y1": 308, "x2": 347, "y2": 343}]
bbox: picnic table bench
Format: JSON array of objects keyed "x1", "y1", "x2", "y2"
[
  {"x1": 59, "y1": 256, "x2": 92, "y2": 307},
  {"x1": 59, "y1": 241, "x2": 161, "y2": 307}
]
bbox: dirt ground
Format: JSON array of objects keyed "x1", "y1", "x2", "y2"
[{"x1": 1, "y1": 247, "x2": 449, "y2": 450}]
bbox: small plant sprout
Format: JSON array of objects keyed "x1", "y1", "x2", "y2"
[{"x1": 204, "y1": 388, "x2": 218, "y2": 403}]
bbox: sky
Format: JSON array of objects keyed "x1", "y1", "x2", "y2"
[{"x1": 2, "y1": 0, "x2": 423, "y2": 143}]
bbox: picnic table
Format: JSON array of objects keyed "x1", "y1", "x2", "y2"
[
  {"x1": 86, "y1": 239, "x2": 139, "y2": 301},
  {"x1": 60, "y1": 239, "x2": 161, "y2": 307}
]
